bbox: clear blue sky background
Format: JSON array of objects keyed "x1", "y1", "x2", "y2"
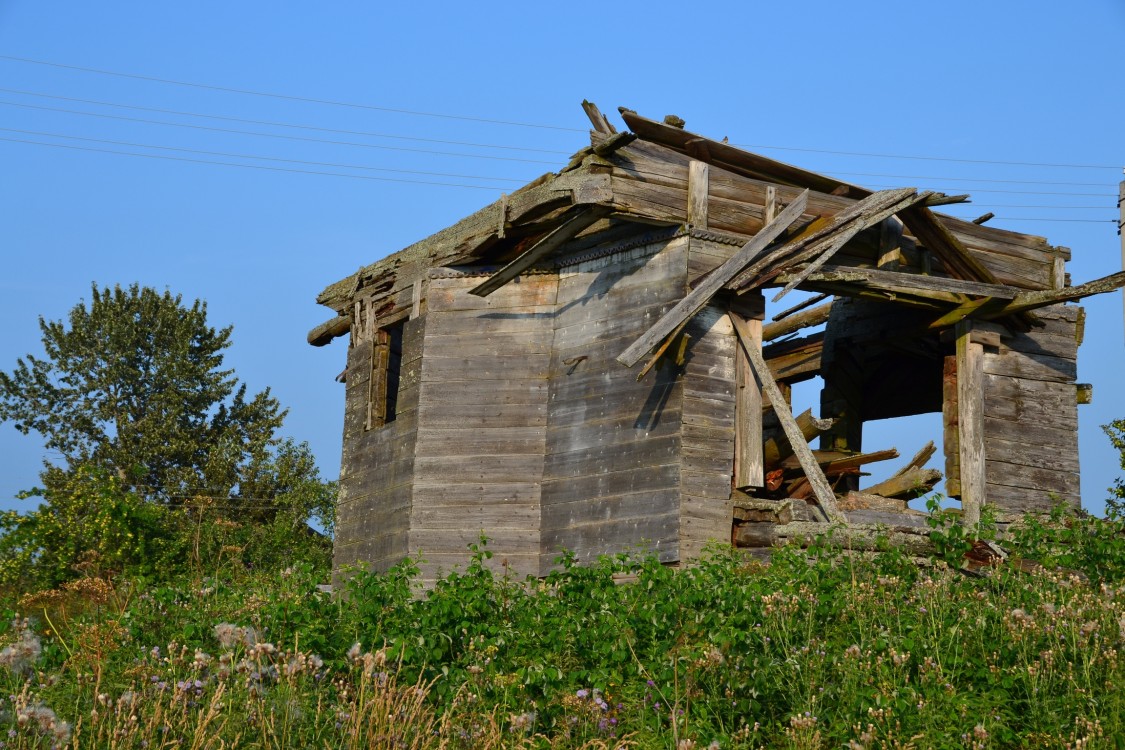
[{"x1": 1, "y1": 1, "x2": 1122, "y2": 517}]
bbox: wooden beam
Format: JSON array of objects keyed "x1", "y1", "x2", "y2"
[
  {"x1": 956, "y1": 321, "x2": 985, "y2": 531},
  {"x1": 469, "y1": 206, "x2": 610, "y2": 297},
  {"x1": 592, "y1": 131, "x2": 637, "y2": 157},
  {"x1": 864, "y1": 468, "x2": 942, "y2": 499},
  {"x1": 734, "y1": 295, "x2": 765, "y2": 489},
  {"x1": 732, "y1": 312, "x2": 844, "y2": 522},
  {"x1": 878, "y1": 216, "x2": 904, "y2": 270},
  {"x1": 581, "y1": 100, "x2": 616, "y2": 134},
  {"x1": 891, "y1": 441, "x2": 937, "y2": 478},
  {"x1": 982, "y1": 270, "x2": 1125, "y2": 317},
  {"x1": 971, "y1": 212, "x2": 994, "y2": 225},
  {"x1": 899, "y1": 205, "x2": 1000, "y2": 283},
  {"x1": 616, "y1": 190, "x2": 809, "y2": 367},
  {"x1": 619, "y1": 109, "x2": 868, "y2": 198},
  {"x1": 763, "y1": 409, "x2": 835, "y2": 468},
  {"x1": 764, "y1": 299, "x2": 833, "y2": 342},
  {"x1": 764, "y1": 185, "x2": 779, "y2": 223},
  {"x1": 781, "y1": 264, "x2": 1021, "y2": 302},
  {"x1": 307, "y1": 314, "x2": 353, "y2": 347},
  {"x1": 687, "y1": 160, "x2": 709, "y2": 228},
  {"x1": 773, "y1": 291, "x2": 829, "y2": 322},
  {"x1": 923, "y1": 193, "x2": 971, "y2": 206},
  {"x1": 772, "y1": 189, "x2": 928, "y2": 302},
  {"x1": 635, "y1": 318, "x2": 690, "y2": 381}
]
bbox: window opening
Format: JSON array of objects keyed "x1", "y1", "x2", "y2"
[{"x1": 367, "y1": 318, "x2": 406, "y2": 429}]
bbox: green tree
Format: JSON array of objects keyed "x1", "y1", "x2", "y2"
[
  {"x1": 1103, "y1": 418, "x2": 1125, "y2": 516},
  {"x1": 0, "y1": 283, "x2": 334, "y2": 585}
]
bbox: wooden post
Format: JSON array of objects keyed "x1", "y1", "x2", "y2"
[
  {"x1": 878, "y1": 216, "x2": 904, "y2": 270},
  {"x1": 688, "y1": 161, "x2": 709, "y2": 228},
  {"x1": 733, "y1": 294, "x2": 765, "y2": 489},
  {"x1": 732, "y1": 313, "x2": 843, "y2": 522},
  {"x1": 764, "y1": 185, "x2": 778, "y2": 223},
  {"x1": 955, "y1": 320, "x2": 985, "y2": 531}
]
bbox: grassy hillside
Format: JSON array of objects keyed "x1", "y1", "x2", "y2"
[{"x1": 1, "y1": 510, "x2": 1124, "y2": 749}]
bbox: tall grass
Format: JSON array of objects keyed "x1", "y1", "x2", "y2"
[{"x1": 1, "y1": 517, "x2": 1124, "y2": 748}]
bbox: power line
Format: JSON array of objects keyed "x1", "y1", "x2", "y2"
[
  {"x1": 0, "y1": 100, "x2": 562, "y2": 165},
  {"x1": 864, "y1": 183, "x2": 1114, "y2": 197},
  {"x1": 823, "y1": 168, "x2": 1112, "y2": 188},
  {"x1": 0, "y1": 136, "x2": 507, "y2": 190},
  {"x1": 0, "y1": 126, "x2": 527, "y2": 183},
  {"x1": 0, "y1": 87, "x2": 573, "y2": 156},
  {"x1": 993, "y1": 217, "x2": 1117, "y2": 224},
  {"x1": 0, "y1": 54, "x2": 588, "y2": 133},
  {"x1": 735, "y1": 142, "x2": 1118, "y2": 171}
]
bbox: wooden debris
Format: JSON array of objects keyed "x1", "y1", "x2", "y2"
[
  {"x1": 864, "y1": 468, "x2": 942, "y2": 499},
  {"x1": 469, "y1": 206, "x2": 611, "y2": 297},
  {"x1": 616, "y1": 190, "x2": 809, "y2": 367},
  {"x1": 763, "y1": 300, "x2": 834, "y2": 342},
  {"x1": 892, "y1": 441, "x2": 937, "y2": 477},
  {"x1": 972, "y1": 212, "x2": 995, "y2": 225},
  {"x1": 732, "y1": 312, "x2": 844, "y2": 523},
  {"x1": 581, "y1": 100, "x2": 617, "y2": 134}
]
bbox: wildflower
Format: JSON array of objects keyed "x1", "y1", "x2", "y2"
[
  {"x1": 844, "y1": 644, "x2": 862, "y2": 659},
  {"x1": 346, "y1": 642, "x2": 363, "y2": 663},
  {"x1": 576, "y1": 689, "x2": 589, "y2": 699},
  {"x1": 0, "y1": 620, "x2": 41, "y2": 674},
  {"x1": 508, "y1": 711, "x2": 536, "y2": 732}
]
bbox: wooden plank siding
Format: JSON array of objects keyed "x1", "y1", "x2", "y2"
[
  {"x1": 679, "y1": 304, "x2": 738, "y2": 560},
  {"x1": 540, "y1": 235, "x2": 690, "y2": 572},
  {"x1": 980, "y1": 304, "x2": 1082, "y2": 515},
  {"x1": 409, "y1": 272, "x2": 557, "y2": 582},
  {"x1": 332, "y1": 315, "x2": 425, "y2": 579}
]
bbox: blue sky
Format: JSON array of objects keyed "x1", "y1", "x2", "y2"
[{"x1": 1, "y1": 1, "x2": 1122, "y2": 516}]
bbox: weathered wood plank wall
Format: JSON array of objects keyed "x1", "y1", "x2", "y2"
[
  {"x1": 981, "y1": 303, "x2": 1082, "y2": 514},
  {"x1": 409, "y1": 271, "x2": 557, "y2": 581},
  {"x1": 540, "y1": 236, "x2": 689, "y2": 571},
  {"x1": 332, "y1": 315, "x2": 423, "y2": 577}
]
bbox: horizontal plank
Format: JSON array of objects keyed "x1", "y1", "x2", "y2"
[
  {"x1": 423, "y1": 308, "x2": 557, "y2": 335},
  {"x1": 412, "y1": 482, "x2": 542, "y2": 506},
  {"x1": 544, "y1": 434, "x2": 680, "y2": 478},
  {"x1": 414, "y1": 426, "x2": 547, "y2": 457},
  {"x1": 420, "y1": 353, "x2": 551, "y2": 381},
  {"x1": 421, "y1": 332, "x2": 553, "y2": 356},
  {"x1": 543, "y1": 464, "x2": 679, "y2": 507},
  {"x1": 680, "y1": 468, "x2": 734, "y2": 500},
  {"x1": 541, "y1": 513, "x2": 680, "y2": 559},
  {"x1": 543, "y1": 485, "x2": 680, "y2": 527},
  {"x1": 411, "y1": 503, "x2": 541, "y2": 530},
  {"x1": 985, "y1": 459, "x2": 1078, "y2": 495},
  {"x1": 982, "y1": 436, "x2": 1079, "y2": 474},
  {"x1": 984, "y1": 482, "x2": 1079, "y2": 513},
  {"x1": 427, "y1": 276, "x2": 558, "y2": 311},
  {"x1": 982, "y1": 349, "x2": 1077, "y2": 383},
  {"x1": 983, "y1": 416, "x2": 1075, "y2": 449},
  {"x1": 417, "y1": 400, "x2": 547, "y2": 428},
  {"x1": 413, "y1": 454, "x2": 544, "y2": 483},
  {"x1": 418, "y1": 379, "x2": 548, "y2": 405}
]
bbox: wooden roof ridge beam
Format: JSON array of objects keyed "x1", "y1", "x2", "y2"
[
  {"x1": 731, "y1": 312, "x2": 844, "y2": 523},
  {"x1": 468, "y1": 205, "x2": 612, "y2": 298},
  {"x1": 618, "y1": 108, "x2": 870, "y2": 199},
  {"x1": 616, "y1": 189, "x2": 810, "y2": 368},
  {"x1": 981, "y1": 270, "x2": 1125, "y2": 318},
  {"x1": 771, "y1": 189, "x2": 931, "y2": 303}
]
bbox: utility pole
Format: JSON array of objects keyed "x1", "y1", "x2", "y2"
[{"x1": 1120, "y1": 173, "x2": 1124, "y2": 338}]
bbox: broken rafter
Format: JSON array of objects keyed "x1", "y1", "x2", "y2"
[
  {"x1": 891, "y1": 441, "x2": 937, "y2": 478},
  {"x1": 772, "y1": 189, "x2": 931, "y2": 303},
  {"x1": 763, "y1": 300, "x2": 834, "y2": 342},
  {"x1": 731, "y1": 312, "x2": 844, "y2": 523},
  {"x1": 898, "y1": 205, "x2": 1000, "y2": 284},
  {"x1": 982, "y1": 270, "x2": 1125, "y2": 317},
  {"x1": 616, "y1": 190, "x2": 810, "y2": 367},
  {"x1": 581, "y1": 100, "x2": 617, "y2": 135},
  {"x1": 469, "y1": 206, "x2": 611, "y2": 298}
]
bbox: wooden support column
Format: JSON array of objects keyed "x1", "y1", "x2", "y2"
[
  {"x1": 687, "y1": 160, "x2": 709, "y2": 228},
  {"x1": 732, "y1": 313, "x2": 843, "y2": 523},
  {"x1": 955, "y1": 320, "x2": 985, "y2": 530},
  {"x1": 732, "y1": 294, "x2": 765, "y2": 489}
]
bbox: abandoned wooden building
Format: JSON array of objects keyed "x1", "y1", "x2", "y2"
[{"x1": 308, "y1": 104, "x2": 1124, "y2": 579}]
